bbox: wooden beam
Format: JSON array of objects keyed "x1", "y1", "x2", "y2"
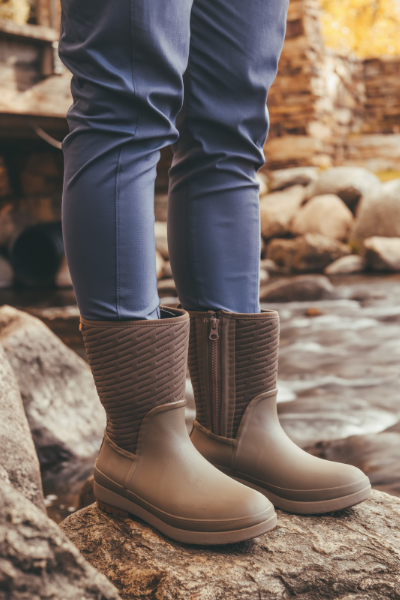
[{"x1": 0, "y1": 17, "x2": 58, "y2": 43}]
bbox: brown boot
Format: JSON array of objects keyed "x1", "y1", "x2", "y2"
[
  {"x1": 189, "y1": 309, "x2": 371, "y2": 514},
  {"x1": 80, "y1": 306, "x2": 276, "y2": 544}
]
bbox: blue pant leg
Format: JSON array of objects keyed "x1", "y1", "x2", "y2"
[
  {"x1": 168, "y1": 0, "x2": 288, "y2": 314},
  {"x1": 59, "y1": 0, "x2": 192, "y2": 320}
]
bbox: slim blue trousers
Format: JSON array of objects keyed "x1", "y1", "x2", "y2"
[{"x1": 59, "y1": 0, "x2": 288, "y2": 320}]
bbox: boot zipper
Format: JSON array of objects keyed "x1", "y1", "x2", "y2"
[{"x1": 208, "y1": 313, "x2": 220, "y2": 434}]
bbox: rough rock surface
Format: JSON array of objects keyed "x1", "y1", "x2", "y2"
[
  {"x1": 324, "y1": 254, "x2": 366, "y2": 275},
  {"x1": 364, "y1": 236, "x2": 400, "y2": 271},
  {"x1": 351, "y1": 179, "x2": 400, "y2": 242},
  {"x1": 0, "y1": 305, "x2": 105, "y2": 470},
  {"x1": 260, "y1": 185, "x2": 305, "y2": 239},
  {"x1": 0, "y1": 345, "x2": 45, "y2": 511},
  {"x1": 304, "y1": 167, "x2": 381, "y2": 213},
  {"x1": 268, "y1": 166, "x2": 319, "y2": 191},
  {"x1": 0, "y1": 481, "x2": 121, "y2": 600},
  {"x1": 61, "y1": 491, "x2": 400, "y2": 600},
  {"x1": 267, "y1": 233, "x2": 351, "y2": 272},
  {"x1": 291, "y1": 194, "x2": 354, "y2": 241},
  {"x1": 260, "y1": 275, "x2": 335, "y2": 302}
]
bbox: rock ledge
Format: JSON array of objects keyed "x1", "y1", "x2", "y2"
[{"x1": 61, "y1": 490, "x2": 400, "y2": 600}]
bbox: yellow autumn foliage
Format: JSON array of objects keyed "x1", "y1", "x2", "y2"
[
  {"x1": 321, "y1": 0, "x2": 400, "y2": 57},
  {"x1": 0, "y1": 0, "x2": 31, "y2": 23}
]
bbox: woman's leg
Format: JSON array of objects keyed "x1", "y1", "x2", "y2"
[
  {"x1": 59, "y1": 0, "x2": 192, "y2": 320},
  {"x1": 168, "y1": 0, "x2": 288, "y2": 313}
]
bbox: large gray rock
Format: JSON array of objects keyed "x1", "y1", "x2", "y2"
[
  {"x1": 0, "y1": 305, "x2": 105, "y2": 471},
  {"x1": 305, "y1": 166, "x2": 381, "y2": 213},
  {"x1": 260, "y1": 185, "x2": 305, "y2": 239},
  {"x1": 364, "y1": 236, "x2": 400, "y2": 271},
  {"x1": 351, "y1": 179, "x2": 400, "y2": 242},
  {"x1": 291, "y1": 194, "x2": 354, "y2": 241},
  {"x1": 0, "y1": 481, "x2": 121, "y2": 600},
  {"x1": 269, "y1": 166, "x2": 319, "y2": 191},
  {"x1": 0, "y1": 344, "x2": 45, "y2": 511},
  {"x1": 324, "y1": 254, "x2": 366, "y2": 275},
  {"x1": 260, "y1": 275, "x2": 335, "y2": 302},
  {"x1": 61, "y1": 491, "x2": 400, "y2": 600},
  {"x1": 267, "y1": 233, "x2": 351, "y2": 272}
]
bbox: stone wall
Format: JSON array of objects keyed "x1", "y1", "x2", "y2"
[{"x1": 263, "y1": 0, "x2": 400, "y2": 173}]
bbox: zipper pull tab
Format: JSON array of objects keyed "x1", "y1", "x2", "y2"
[{"x1": 209, "y1": 317, "x2": 219, "y2": 340}]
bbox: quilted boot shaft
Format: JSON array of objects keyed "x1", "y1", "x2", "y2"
[
  {"x1": 188, "y1": 309, "x2": 279, "y2": 438},
  {"x1": 80, "y1": 306, "x2": 189, "y2": 454},
  {"x1": 190, "y1": 308, "x2": 371, "y2": 515}
]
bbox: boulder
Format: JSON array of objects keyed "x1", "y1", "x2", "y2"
[
  {"x1": 157, "y1": 278, "x2": 178, "y2": 297},
  {"x1": 0, "y1": 254, "x2": 13, "y2": 288},
  {"x1": 304, "y1": 167, "x2": 382, "y2": 213},
  {"x1": 324, "y1": 254, "x2": 366, "y2": 275},
  {"x1": 155, "y1": 250, "x2": 164, "y2": 279},
  {"x1": 267, "y1": 233, "x2": 351, "y2": 272},
  {"x1": 154, "y1": 194, "x2": 168, "y2": 222},
  {"x1": 259, "y1": 268, "x2": 269, "y2": 285},
  {"x1": 0, "y1": 305, "x2": 105, "y2": 472},
  {"x1": 260, "y1": 275, "x2": 335, "y2": 302},
  {"x1": 0, "y1": 344, "x2": 45, "y2": 511},
  {"x1": 0, "y1": 481, "x2": 121, "y2": 600},
  {"x1": 55, "y1": 254, "x2": 73, "y2": 288},
  {"x1": 364, "y1": 236, "x2": 400, "y2": 272},
  {"x1": 351, "y1": 179, "x2": 400, "y2": 242},
  {"x1": 260, "y1": 258, "x2": 281, "y2": 273},
  {"x1": 61, "y1": 491, "x2": 400, "y2": 600},
  {"x1": 256, "y1": 172, "x2": 268, "y2": 196},
  {"x1": 382, "y1": 177, "x2": 400, "y2": 194},
  {"x1": 162, "y1": 261, "x2": 173, "y2": 278},
  {"x1": 269, "y1": 166, "x2": 319, "y2": 191},
  {"x1": 260, "y1": 185, "x2": 305, "y2": 239},
  {"x1": 154, "y1": 221, "x2": 169, "y2": 259},
  {"x1": 291, "y1": 194, "x2": 354, "y2": 241}
]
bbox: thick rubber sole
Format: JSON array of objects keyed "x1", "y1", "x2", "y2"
[
  {"x1": 94, "y1": 481, "x2": 277, "y2": 545},
  {"x1": 219, "y1": 471, "x2": 372, "y2": 515}
]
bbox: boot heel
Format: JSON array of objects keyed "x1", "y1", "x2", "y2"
[{"x1": 97, "y1": 499, "x2": 129, "y2": 517}]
